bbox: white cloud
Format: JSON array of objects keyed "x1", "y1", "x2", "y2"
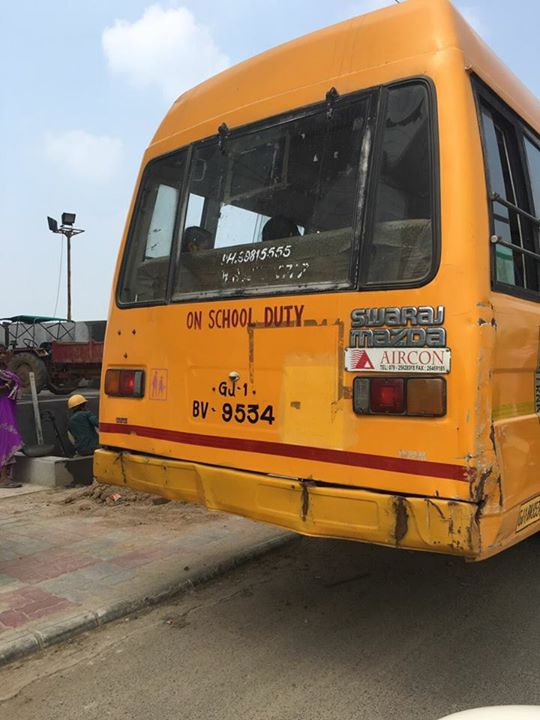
[
  {"x1": 102, "y1": 4, "x2": 230, "y2": 102},
  {"x1": 45, "y1": 130, "x2": 123, "y2": 183}
]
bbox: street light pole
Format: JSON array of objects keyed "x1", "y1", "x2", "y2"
[
  {"x1": 47, "y1": 213, "x2": 84, "y2": 321},
  {"x1": 66, "y1": 231, "x2": 72, "y2": 322}
]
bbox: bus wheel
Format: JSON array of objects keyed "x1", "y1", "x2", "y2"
[{"x1": 8, "y1": 353, "x2": 48, "y2": 394}]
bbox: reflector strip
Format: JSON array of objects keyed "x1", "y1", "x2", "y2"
[{"x1": 100, "y1": 422, "x2": 472, "y2": 482}]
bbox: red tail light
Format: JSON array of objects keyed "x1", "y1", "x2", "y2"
[
  {"x1": 370, "y1": 379, "x2": 405, "y2": 414},
  {"x1": 353, "y1": 377, "x2": 446, "y2": 417},
  {"x1": 120, "y1": 371, "x2": 135, "y2": 395},
  {"x1": 105, "y1": 369, "x2": 145, "y2": 398}
]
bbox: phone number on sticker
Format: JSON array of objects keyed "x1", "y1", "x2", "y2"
[{"x1": 221, "y1": 245, "x2": 292, "y2": 265}]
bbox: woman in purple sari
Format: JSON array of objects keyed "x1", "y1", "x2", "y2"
[{"x1": 0, "y1": 348, "x2": 23, "y2": 488}]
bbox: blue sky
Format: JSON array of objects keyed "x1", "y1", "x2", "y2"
[{"x1": 2, "y1": 0, "x2": 539, "y2": 320}]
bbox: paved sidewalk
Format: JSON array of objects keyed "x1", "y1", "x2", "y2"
[{"x1": 0, "y1": 487, "x2": 292, "y2": 666}]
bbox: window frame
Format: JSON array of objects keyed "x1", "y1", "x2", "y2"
[
  {"x1": 358, "y1": 77, "x2": 441, "y2": 290},
  {"x1": 116, "y1": 77, "x2": 440, "y2": 309},
  {"x1": 473, "y1": 77, "x2": 540, "y2": 303},
  {"x1": 522, "y1": 131, "x2": 540, "y2": 270},
  {"x1": 171, "y1": 93, "x2": 375, "y2": 302},
  {"x1": 116, "y1": 147, "x2": 191, "y2": 308}
]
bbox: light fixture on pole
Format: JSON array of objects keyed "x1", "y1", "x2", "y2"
[{"x1": 47, "y1": 213, "x2": 84, "y2": 322}]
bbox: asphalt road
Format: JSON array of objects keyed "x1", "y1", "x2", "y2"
[{"x1": 2, "y1": 534, "x2": 540, "y2": 720}]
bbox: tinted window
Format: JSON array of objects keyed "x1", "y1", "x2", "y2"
[
  {"x1": 481, "y1": 108, "x2": 526, "y2": 287},
  {"x1": 118, "y1": 152, "x2": 187, "y2": 304},
  {"x1": 173, "y1": 100, "x2": 368, "y2": 299},
  {"x1": 479, "y1": 102, "x2": 540, "y2": 293},
  {"x1": 366, "y1": 84, "x2": 434, "y2": 284},
  {"x1": 524, "y1": 138, "x2": 540, "y2": 218}
]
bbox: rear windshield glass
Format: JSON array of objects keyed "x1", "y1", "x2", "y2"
[
  {"x1": 366, "y1": 84, "x2": 434, "y2": 284},
  {"x1": 118, "y1": 152, "x2": 187, "y2": 304},
  {"x1": 172, "y1": 99, "x2": 369, "y2": 299},
  {"x1": 117, "y1": 82, "x2": 435, "y2": 306}
]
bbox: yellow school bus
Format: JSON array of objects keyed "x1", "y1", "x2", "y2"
[{"x1": 94, "y1": 0, "x2": 540, "y2": 561}]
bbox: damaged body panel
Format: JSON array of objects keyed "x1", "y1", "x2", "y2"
[{"x1": 95, "y1": 449, "x2": 482, "y2": 558}]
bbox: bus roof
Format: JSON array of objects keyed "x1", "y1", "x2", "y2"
[{"x1": 151, "y1": 0, "x2": 540, "y2": 152}]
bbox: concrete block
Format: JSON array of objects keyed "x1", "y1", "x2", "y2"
[
  {"x1": 13, "y1": 454, "x2": 93, "y2": 488},
  {"x1": 16, "y1": 394, "x2": 100, "y2": 457}
]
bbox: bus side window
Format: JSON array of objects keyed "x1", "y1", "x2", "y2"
[
  {"x1": 480, "y1": 104, "x2": 540, "y2": 293},
  {"x1": 481, "y1": 108, "x2": 528, "y2": 288},
  {"x1": 366, "y1": 83, "x2": 434, "y2": 284},
  {"x1": 524, "y1": 138, "x2": 540, "y2": 251}
]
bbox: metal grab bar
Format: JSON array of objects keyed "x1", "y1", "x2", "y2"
[
  {"x1": 490, "y1": 192, "x2": 540, "y2": 227},
  {"x1": 490, "y1": 234, "x2": 540, "y2": 263}
]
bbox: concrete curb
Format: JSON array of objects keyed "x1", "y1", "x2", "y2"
[{"x1": 0, "y1": 531, "x2": 295, "y2": 668}]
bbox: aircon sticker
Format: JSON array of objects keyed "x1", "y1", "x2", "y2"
[
  {"x1": 345, "y1": 305, "x2": 451, "y2": 374},
  {"x1": 345, "y1": 347, "x2": 451, "y2": 374}
]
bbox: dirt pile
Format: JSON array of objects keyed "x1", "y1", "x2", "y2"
[
  {"x1": 1, "y1": 485, "x2": 223, "y2": 532},
  {"x1": 63, "y1": 482, "x2": 171, "y2": 506},
  {"x1": 43, "y1": 481, "x2": 222, "y2": 528}
]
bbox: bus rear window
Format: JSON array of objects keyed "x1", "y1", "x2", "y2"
[
  {"x1": 118, "y1": 152, "x2": 187, "y2": 304},
  {"x1": 172, "y1": 99, "x2": 369, "y2": 299},
  {"x1": 366, "y1": 84, "x2": 434, "y2": 285},
  {"x1": 117, "y1": 82, "x2": 437, "y2": 306}
]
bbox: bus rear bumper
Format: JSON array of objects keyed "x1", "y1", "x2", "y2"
[{"x1": 94, "y1": 448, "x2": 481, "y2": 559}]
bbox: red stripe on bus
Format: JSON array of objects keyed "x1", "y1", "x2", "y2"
[{"x1": 100, "y1": 421, "x2": 472, "y2": 483}]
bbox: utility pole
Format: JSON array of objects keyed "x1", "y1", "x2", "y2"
[{"x1": 47, "y1": 213, "x2": 84, "y2": 321}]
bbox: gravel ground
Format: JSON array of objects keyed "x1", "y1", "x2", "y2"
[{"x1": 4, "y1": 482, "x2": 221, "y2": 529}]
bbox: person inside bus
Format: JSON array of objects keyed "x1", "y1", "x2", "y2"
[
  {"x1": 182, "y1": 226, "x2": 213, "y2": 253},
  {"x1": 67, "y1": 394, "x2": 99, "y2": 457},
  {"x1": 261, "y1": 215, "x2": 300, "y2": 242}
]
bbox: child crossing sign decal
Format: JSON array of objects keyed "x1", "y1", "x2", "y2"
[{"x1": 150, "y1": 368, "x2": 168, "y2": 401}]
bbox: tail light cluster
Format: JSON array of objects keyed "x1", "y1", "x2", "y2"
[
  {"x1": 353, "y1": 377, "x2": 446, "y2": 417},
  {"x1": 105, "y1": 369, "x2": 145, "y2": 398}
]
